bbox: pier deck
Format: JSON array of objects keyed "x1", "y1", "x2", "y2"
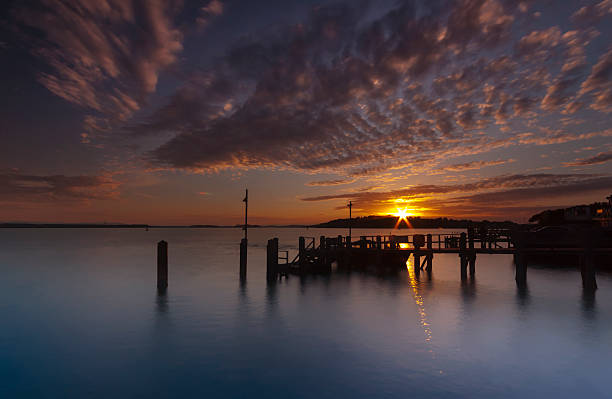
[{"x1": 265, "y1": 229, "x2": 612, "y2": 292}]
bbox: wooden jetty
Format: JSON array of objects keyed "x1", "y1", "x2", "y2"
[{"x1": 266, "y1": 228, "x2": 611, "y2": 292}]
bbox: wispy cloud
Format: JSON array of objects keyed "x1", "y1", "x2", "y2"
[
  {"x1": 564, "y1": 151, "x2": 612, "y2": 166},
  {"x1": 0, "y1": 171, "x2": 119, "y2": 202},
  {"x1": 15, "y1": 0, "x2": 186, "y2": 121},
  {"x1": 300, "y1": 173, "x2": 612, "y2": 219},
  {"x1": 438, "y1": 158, "x2": 515, "y2": 172},
  {"x1": 125, "y1": 0, "x2": 612, "y2": 177}
]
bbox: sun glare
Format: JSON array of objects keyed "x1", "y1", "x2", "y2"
[{"x1": 393, "y1": 207, "x2": 412, "y2": 229}]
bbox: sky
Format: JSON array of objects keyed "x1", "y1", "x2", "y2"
[{"x1": 0, "y1": 0, "x2": 611, "y2": 225}]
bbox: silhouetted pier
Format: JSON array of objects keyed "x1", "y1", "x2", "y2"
[{"x1": 266, "y1": 228, "x2": 611, "y2": 292}]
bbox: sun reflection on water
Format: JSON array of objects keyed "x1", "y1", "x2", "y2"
[{"x1": 406, "y1": 256, "x2": 433, "y2": 343}]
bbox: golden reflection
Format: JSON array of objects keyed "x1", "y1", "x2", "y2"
[{"x1": 406, "y1": 256, "x2": 433, "y2": 343}]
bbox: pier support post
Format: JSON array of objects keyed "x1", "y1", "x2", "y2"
[
  {"x1": 468, "y1": 254, "x2": 476, "y2": 277},
  {"x1": 426, "y1": 234, "x2": 433, "y2": 272},
  {"x1": 467, "y1": 228, "x2": 476, "y2": 277},
  {"x1": 157, "y1": 240, "x2": 168, "y2": 292},
  {"x1": 459, "y1": 232, "x2": 467, "y2": 280},
  {"x1": 267, "y1": 238, "x2": 279, "y2": 281},
  {"x1": 298, "y1": 236, "x2": 306, "y2": 270},
  {"x1": 360, "y1": 236, "x2": 366, "y2": 249},
  {"x1": 240, "y1": 238, "x2": 247, "y2": 278},
  {"x1": 320, "y1": 236, "x2": 327, "y2": 268},
  {"x1": 580, "y1": 236, "x2": 597, "y2": 292},
  {"x1": 413, "y1": 250, "x2": 421, "y2": 276},
  {"x1": 515, "y1": 251, "x2": 527, "y2": 287},
  {"x1": 337, "y1": 235, "x2": 343, "y2": 248}
]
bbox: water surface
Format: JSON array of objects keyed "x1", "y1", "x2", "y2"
[{"x1": 1, "y1": 228, "x2": 611, "y2": 398}]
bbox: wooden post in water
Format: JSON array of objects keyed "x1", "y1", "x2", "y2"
[
  {"x1": 298, "y1": 236, "x2": 306, "y2": 269},
  {"x1": 320, "y1": 236, "x2": 326, "y2": 267},
  {"x1": 580, "y1": 234, "x2": 597, "y2": 292},
  {"x1": 513, "y1": 231, "x2": 527, "y2": 287},
  {"x1": 239, "y1": 238, "x2": 247, "y2": 278},
  {"x1": 376, "y1": 236, "x2": 382, "y2": 250},
  {"x1": 426, "y1": 234, "x2": 433, "y2": 272},
  {"x1": 515, "y1": 252, "x2": 527, "y2": 287},
  {"x1": 337, "y1": 235, "x2": 343, "y2": 248},
  {"x1": 413, "y1": 250, "x2": 421, "y2": 276},
  {"x1": 157, "y1": 240, "x2": 168, "y2": 291},
  {"x1": 360, "y1": 236, "x2": 366, "y2": 249},
  {"x1": 459, "y1": 232, "x2": 467, "y2": 280},
  {"x1": 267, "y1": 238, "x2": 279, "y2": 281},
  {"x1": 468, "y1": 227, "x2": 476, "y2": 277}
]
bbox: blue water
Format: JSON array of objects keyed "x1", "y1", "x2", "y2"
[{"x1": 1, "y1": 228, "x2": 611, "y2": 398}]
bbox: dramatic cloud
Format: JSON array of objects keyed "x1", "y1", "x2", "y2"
[
  {"x1": 300, "y1": 173, "x2": 612, "y2": 219},
  {"x1": 128, "y1": 0, "x2": 612, "y2": 177},
  {"x1": 15, "y1": 0, "x2": 186, "y2": 121},
  {"x1": 438, "y1": 158, "x2": 514, "y2": 172},
  {"x1": 306, "y1": 178, "x2": 357, "y2": 187},
  {"x1": 564, "y1": 151, "x2": 612, "y2": 166},
  {"x1": 0, "y1": 171, "x2": 119, "y2": 202}
]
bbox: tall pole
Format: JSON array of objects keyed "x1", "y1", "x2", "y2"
[
  {"x1": 240, "y1": 189, "x2": 248, "y2": 278},
  {"x1": 348, "y1": 201, "x2": 352, "y2": 237},
  {"x1": 243, "y1": 189, "x2": 248, "y2": 241}
]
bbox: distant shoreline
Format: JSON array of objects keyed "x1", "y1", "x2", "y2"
[{"x1": 0, "y1": 216, "x2": 517, "y2": 229}]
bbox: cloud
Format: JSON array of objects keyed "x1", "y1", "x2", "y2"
[
  {"x1": 300, "y1": 173, "x2": 612, "y2": 220},
  {"x1": 564, "y1": 151, "x2": 612, "y2": 166},
  {"x1": 198, "y1": 0, "x2": 224, "y2": 27},
  {"x1": 0, "y1": 171, "x2": 119, "y2": 202},
  {"x1": 139, "y1": 0, "x2": 529, "y2": 172},
  {"x1": 112, "y1": 0, "x2": 612, "y2": 178},
  {"x1": 439, "y1": 158, "x2": 515, "y2": 172},
  {"x1": 572, "y1": 0, "x2": 612, "y2": 24},
  {"x1": 15, "y1": 0, "x2": 184, "y2": 121},
  {"x1": 306, "y1": 178, "x2": 357, "y2": 186}
]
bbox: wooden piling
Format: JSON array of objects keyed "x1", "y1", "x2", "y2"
[
  {"x1": 468, "y1": 227, "x2": 476, "y2": 277},
  {"x1": 459, "y1": 232, "x2": 467, "y2": 280},
  {"x1": 413, "y1": 251, "x2": 421, "y2": 276},
  {"x1": 360, "y1": 236, "x2": 366, "y2": 249},
  {"x1": 515, "y1": 251, "x2": 527, "y2": 287},
  {"x1": 426, "y1": 234, "x2": 433, "y2": 272},
  {"x1": 157, "y1": 240, "x2": 168, "y2": 291},
  {"x1": 298, "y1": 236, "x2": 306, "y2": 269},
  {"x1": 337, "y1": 235, "x2": 343, "y2": 248},
  {"x1": 580, "y1": 235, "x2": 597, "y2": 292},
  {"x1": 239, "y1": 238, "x2": 247, "y2": 277},
  {"x1": 267, "y1": 238, "x2": 279, "y2": 281}
]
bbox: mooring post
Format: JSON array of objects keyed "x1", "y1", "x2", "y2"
[
  {"x1": 320, "y1": 236, "x2": 326, "y2": 267},
  {"x1": 337, "y1": 235, "x2": 343, "y2": 248},
  {"x1": 267, "y1": 238, "x2": 279, "y2": 281},
  {"x1": 459, "y1": 232, "x2": 467, "y2": 280},
  {"x1": 513, "y1": 231, "x2": 527, "y2": 287},
  {"x1": 298, "y1": 236, "x2": 306, "y2": 269},
  {"x1": 347, "y1": 236, "x2": 352, "y2": 249},
  {"x1": 239, "y1": 238, "x2": 247, "y2": 278},
  {"x1": 515, "y1": 252, "x2": 527, "y2": 287},
  {"x1": 426, "y1": 234, "x2": 433, "y2": 272},
  {"x1": 468, "y1": 227, "x2": 476, "y2": 277},
  {"x1": 580, "y1": 234, "x2": 597, "y2": 292},
  {"x1": 157, "y1": 240, "x2": 168, "y2": 291},
  {"x1": 360, "y1": 236, "x2": 366, "y2": 249},
  {"x1": 413, "y1": 250, "x2": 421, "y2": 276}
]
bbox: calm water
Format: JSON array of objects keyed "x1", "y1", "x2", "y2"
[{"x1": 1, "y1": 228, "x2": 611, "y2": 398}]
